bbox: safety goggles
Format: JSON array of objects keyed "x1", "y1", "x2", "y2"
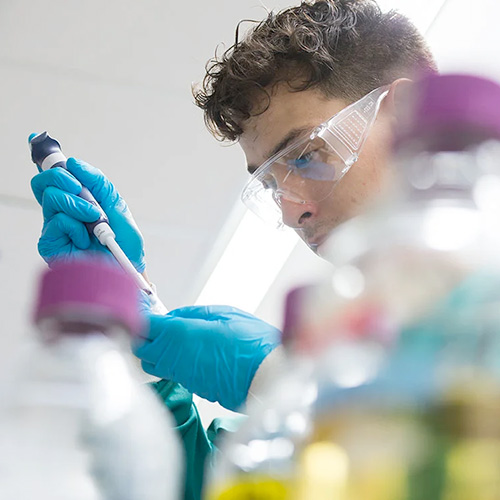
[{"x1": 241, "y1": 85, "x2": 389, "y2": 229}]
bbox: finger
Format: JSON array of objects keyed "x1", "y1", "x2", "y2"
[
  {"x1": 141, "y1": 360, "x2": 161, "y2": 377},
  {"x1": 168, "y1": 304, "x2": 242, "y2": 320},
  {"x1": 132, "y1": 313, "x2": 168, "y2": 346},
  {"x1": 132, "y1": 315, "x2": 197, "y2": 358},
  {"x1": 131, "y1": 335, "x2": 152, "y2": 354},
  {"x1": 66, "y1": 157, "x2": 120, "y2": 209},
  {"x1": 131, "y1": 339, "x2": 155, "y2": 362},
  {"x1": 42, "y1": 186, "x2": 101, "y2": 222},
  {"x1": 31, "y1": 167, "x2": 82, "y2": 206},
  {"x1": 39, "y1": 213, "x2": 91, "y2": 254}
]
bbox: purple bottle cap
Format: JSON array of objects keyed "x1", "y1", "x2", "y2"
[
  {"x1": 281, "y1": 285, "x2": 321, "y2": 350},
  {"x1": 281, "y1": 286, "x2": 306, "y2": 346},
  {"x1": 33, "y1": 257, "x2": 144, "y2": 336},
  {"x1": 395, "y1": 73, "x2": 500, "y2": 151}
]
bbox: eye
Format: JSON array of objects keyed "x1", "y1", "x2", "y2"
[{"x1": 287, "y1": 150, "x2": 320, "y2": 169}]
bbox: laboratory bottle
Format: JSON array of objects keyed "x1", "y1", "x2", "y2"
[
  {"x1": 205, "y1": 279, "x2": 397, "y2": 500},
  {"x1": 205, "y1": 73, "x2": 500, "y2": 500},
  {"x1": 0, "y1": 257, "x2": 182, "y2": 500}
]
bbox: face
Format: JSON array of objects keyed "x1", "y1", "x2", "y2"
[{"x1": 239, "y1": 84, "x2": 396, "y2": 253}]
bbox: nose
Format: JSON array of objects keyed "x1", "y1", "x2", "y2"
[{"x1": 279, "y1": 197, "x2": 318, "y2": 228}]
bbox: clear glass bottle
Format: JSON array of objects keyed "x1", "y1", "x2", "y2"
[
  {"x1": 0, "y1": 258, "x2": 182, "y2": 500},
  {"x1": 206, "y1": 74, "x2": 500, "y2": 500}
]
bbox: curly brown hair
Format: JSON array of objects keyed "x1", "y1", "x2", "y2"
[{"x1": 193, "y1": 0, "x2": 437, "y2": 142}]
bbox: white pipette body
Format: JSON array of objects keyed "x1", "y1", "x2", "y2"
[{"x1": 104, "y1": 237, "x2": 168, "y2": 315}]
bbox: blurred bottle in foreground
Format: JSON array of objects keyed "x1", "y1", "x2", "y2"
[
  {"x1": 0, "y1": 257, "x2": 182, "y2": 500},
  {"x1": 206, "y1": 73, "x2": 500, "y2": 500}
]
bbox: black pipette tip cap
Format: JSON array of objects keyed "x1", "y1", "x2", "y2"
[
  {"x1": 28, "y1": 132, "x2": 44, "y2": 144},
  {"x1": 30, "y1": 132, "x2": 63, "y2": 166}
]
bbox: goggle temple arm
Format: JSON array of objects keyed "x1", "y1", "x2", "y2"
[
  {"x1": 318, "y1": 86, "x2": 390, "y2": 167},
  {"x1": 317, "y1": 127, "x2": 357, "y2": 166}
]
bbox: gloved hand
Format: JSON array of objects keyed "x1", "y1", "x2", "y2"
[
  {"x1": 31, "y1": 157, "x2": 145, "y2": 272},
  {"x1": 132, "y1": 305, "x2": 282, "y2": 412}
]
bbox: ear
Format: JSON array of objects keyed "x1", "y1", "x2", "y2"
[{"x1": 381, "y1": 78, "x2": 414, "y2": 117}]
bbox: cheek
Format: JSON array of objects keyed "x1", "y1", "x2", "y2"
[
  {"x1": 313, "y1": 127, "x2": 393, "y2": 227},
  {"x1": 351, "y1": 140, "x2": 391, "y2": 196},
  {"x1": 316, "y1": 181, "x2": 357, "y2": 224},
  {"x1": 361, "y1": 124, "x2": 393, "y2": 181},
  {"x1": 317, "y1": 157, "x2": 385, "y2": 221}
]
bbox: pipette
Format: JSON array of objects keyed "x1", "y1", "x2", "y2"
[{"x1": 29, "y1": 132, "x2": 168, "y2": 315}]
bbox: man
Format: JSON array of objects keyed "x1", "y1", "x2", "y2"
[{"x1": 30, "y1": 1, "x2": 437, "y2": 498}]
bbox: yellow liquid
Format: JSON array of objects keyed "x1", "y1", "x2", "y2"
[
  {"x1": 208, "y1": 383, "x2": 500, "y2": 500},
  {"x1": 207, "y1": 476, "x2": 291, "y2": 500}
]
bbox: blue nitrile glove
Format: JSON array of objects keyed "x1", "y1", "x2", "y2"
[
  {"x1": 30, "y1": 157, "x2": 145, "y2": 271},
  {"x1": 132, "y1": 305, "x2": 282, "y2": 412}
]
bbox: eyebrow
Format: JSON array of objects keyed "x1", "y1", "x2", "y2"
[{"x1": 246, "y1": 126, "x2": 310, "y2": 174}]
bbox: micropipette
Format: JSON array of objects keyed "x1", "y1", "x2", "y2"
[{"x1": 29, "y1": 131, "x2": 168, "y2": 315}]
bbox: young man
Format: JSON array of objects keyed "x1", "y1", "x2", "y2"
[
  {"x1": 194, "y1": 0, "x2": 436, "y2": 252},
  {"x1": 30, "y1": 1, "x2": 437, "y2": 498}
]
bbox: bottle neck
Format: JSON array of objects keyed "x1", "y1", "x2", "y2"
[
  {"x1": 37, "y1": 311, "x2": 131, "y2": 340},
  {"x1": 283, "y1": 283, "x2": 395, "y2": 361}
]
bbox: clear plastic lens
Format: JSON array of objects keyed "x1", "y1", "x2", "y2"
[
  {"x1": 241, "y1": 86, "x2": 389, "y2": 229},
  {"x1": 242, "y1": 134, "x2": 351, "y2": 228}
]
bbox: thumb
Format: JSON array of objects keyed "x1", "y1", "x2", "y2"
[{"x1": 66, "y1": 157, "x2": 119, "y2": 208}]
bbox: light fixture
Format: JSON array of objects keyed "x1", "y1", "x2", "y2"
[{"x1": 195, "y1": 209, "x2": 298, "y2": 313}]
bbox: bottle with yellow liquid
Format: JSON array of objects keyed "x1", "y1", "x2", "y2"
[
  {"x1": 296, "y1": 269, "x2": 500, "y2": 500},
  {"x1": 206, "y1": 74, "x2": 500, "y2": 500}
]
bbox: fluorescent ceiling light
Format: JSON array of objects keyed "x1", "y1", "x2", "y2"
[
  {"x1": 195, "y1": 209, "x2": 298, "y2": 313},
  {"x1": 195, "y1": 0, "x2": 449, "y2": 313},
  {"x1": 425, "y1": 0, "x2": 500, "y2": 81}
]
